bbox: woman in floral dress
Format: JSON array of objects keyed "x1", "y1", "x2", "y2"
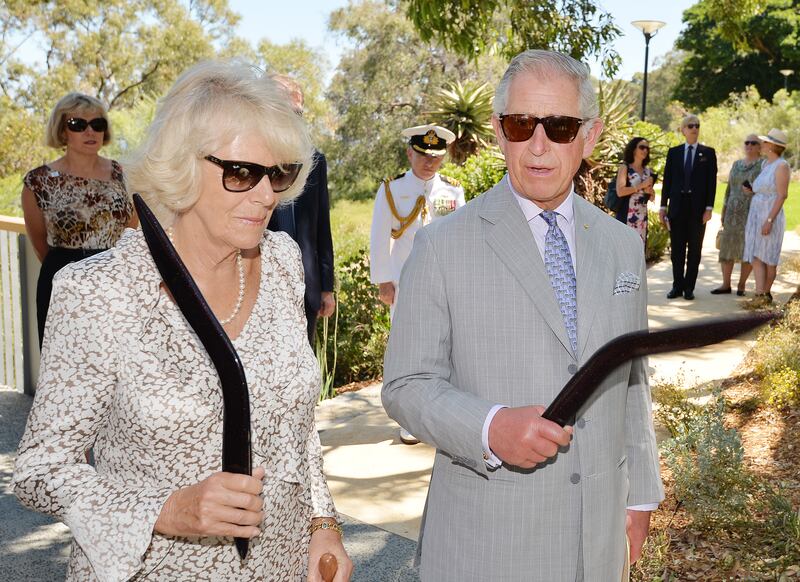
[
  {"x1": 615, "y1": 137, "x2": 656, "y2": 245},
  {"x1": 21, "y1": 92, "x2": 136, "y2": 346},
  {"x1": 14, "y1": 61, "x2": 353, "y2": 581}
]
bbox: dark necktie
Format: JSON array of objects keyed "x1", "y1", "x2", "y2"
[{"x1": 683, "y1": 145, "x2": 694, "y2": 190}]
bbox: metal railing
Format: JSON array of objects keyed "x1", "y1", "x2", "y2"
[{"x1": 0, "y1": 215, "x2": 40, "y2": 394}]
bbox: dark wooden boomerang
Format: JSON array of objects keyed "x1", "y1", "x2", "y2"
[
  {"x1": 542, "y1": 311, "x2": 779, "y2": 426},
  {"x1": 134, "y1": 194, "x2": 252, "y2": 560}
]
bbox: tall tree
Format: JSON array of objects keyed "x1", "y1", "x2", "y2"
[
  {"x1": 403, "y1": 0, "x2": 622, "y2": 76},
  {"x1": 324, "y1": 0, "x2": 505, "y2": 200},
  {"x1": 674, "y1": 0, "x2": 800, "y2": 111},
  {"x1": 4, "y1": 0, "x2": 241, "y2": 114},
  {"x1": 256, "y1": 39, "x2": 332, "y2": 137}
]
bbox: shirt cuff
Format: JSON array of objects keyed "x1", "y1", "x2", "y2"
[
  {"x1": 659, "y1": 206, "x2": 667, "y2": 211},
  {"x1": 705, "y1": 206, "x2": 713, "y2": 211},
  {"x1": 626, "y1": 503, "x2": 659, "y2": 512},
  {"x1": 482, "y1": 404, "x2": 507, "y2": 469}
]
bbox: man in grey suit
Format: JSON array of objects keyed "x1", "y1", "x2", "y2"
[{"x1": 382, "y1": 50, "x2": 664, "y2": 581}]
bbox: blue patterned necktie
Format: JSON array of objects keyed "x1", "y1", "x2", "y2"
[{"x1": 541, "y1": 210, "x2": 577, "y2": 353}]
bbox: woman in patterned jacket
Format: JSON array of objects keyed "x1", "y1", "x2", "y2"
[
  {"x1": 14, "y1": 61, "x2": 352, "y2": 582},
  {"x1": 21, "y1": 92, "x2": 137, "y2": 347}
]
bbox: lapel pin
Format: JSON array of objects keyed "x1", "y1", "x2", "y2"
[{"x1": 583, "y1": 224, "x2": 589, "y2": 230}]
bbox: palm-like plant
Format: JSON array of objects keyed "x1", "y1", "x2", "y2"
[
  {"x1": 427, "y1": 80, "x2": 495, "y2": 165},
  {"x1": 575, "y1": 80, "x2": 637, "y2": 206}
]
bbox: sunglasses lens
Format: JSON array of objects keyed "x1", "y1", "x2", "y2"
[
  {"x1": 500, "y1": 115, "x2": 535, "y2": 142},
  {"x1": 541, "y1": 116, "x2": 583, "y2": 143},
  {"x1": 745, "y1": 141, "x2": 759, "y2": 146},
  {"x1": 687, "y1": 124, "x2": 700, "y2": 129},
  {"x1": 66, "y1": 118, "x2": 88, "y2": 132},
  {"x1": 223, "y1": 163, "x2": 262, "y2": 192},
  {"x1": 88, "y1": 118, "x2": 108, "y2": 132},
  {"x1": 268, "y1": 164, "x2": 303, "y2": 193}
]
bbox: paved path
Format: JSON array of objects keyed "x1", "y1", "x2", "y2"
[{"x1": 1, "y1": 216, "x2": 797, "y2": 581}]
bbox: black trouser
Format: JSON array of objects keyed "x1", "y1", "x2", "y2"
[
  {"x1": 305, "y1": 304, "x2": 318, "y2": 348},
  {"x1": 669, "y1": 201, "x2": 706, "y2": 293},
  {"x1": 36, "y1": 247, "x2": 106, "y2": 348}
]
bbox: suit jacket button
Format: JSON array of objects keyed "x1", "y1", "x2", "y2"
[
  {"x1": 576, "y1": 418, "x2": 586, "y2": 429},
  {"x1": 570, "y1": 473, "x2": 581, "y2": 484},
  {"x1": 567, "y1": 363, "x2": 578, "y2": 374}
]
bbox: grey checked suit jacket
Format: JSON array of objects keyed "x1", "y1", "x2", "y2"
[{"x1": 382, "y1": 180, "x2": 664, "y2": 582}]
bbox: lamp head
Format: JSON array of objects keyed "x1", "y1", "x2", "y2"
[{"x1": 631, "y1": 20, "x2": 666, "y2": 38}]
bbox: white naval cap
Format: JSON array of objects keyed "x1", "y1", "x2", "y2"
[{"x1": 401, "y1": 124, "x2": 456, "y2": 156}]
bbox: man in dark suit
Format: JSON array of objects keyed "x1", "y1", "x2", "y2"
[
  {"x1": 659, "y1": 114, "x2": 718, "y2": 300},
  {"x1": 269, "y1": 77, "x2": 335, "y2": 344}
]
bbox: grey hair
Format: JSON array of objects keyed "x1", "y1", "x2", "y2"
[
  {"x1": 124, "y1": 60, "x2": 314, "y2": 225},
  {"x1": 493, "y1": 50, "x2": 599, "y2": 120},
  {"x1": 681, "y1": 114, "x2": 700, "y2": 128},
  {"x1": 45, "y1": 92, "x2": 112, "y2": 148}
]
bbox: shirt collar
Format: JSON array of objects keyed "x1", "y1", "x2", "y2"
[{"x1": 507, "y1": 174, "x2": 575, "y2": 225}]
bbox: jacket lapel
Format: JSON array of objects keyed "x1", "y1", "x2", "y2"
[
  {"x1": 573, "y1": 196, "x2": 605, "y2": 361},
  {"x1": 479, "y1": 181, "x2": 574, "y2": 355}
]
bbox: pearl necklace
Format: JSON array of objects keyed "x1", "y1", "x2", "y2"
[{"x1": 167, "y1": 227, "x2": 246, "y2": 326}]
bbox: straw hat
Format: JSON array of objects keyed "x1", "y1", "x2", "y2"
[{"x1": 758, "y1": 128, "x2": 788, "y2": 147}]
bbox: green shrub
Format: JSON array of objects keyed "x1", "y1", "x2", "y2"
[
  {"x1": 645, "y1": 210, "x2": 669, "y2": 263},
  {"x1": 439, "y1": 146, "x2": 506, "y2": 202},
  {"x1": 651, "y1": 380, "x2": 703, "y2": 438},
  {"x1": 661, "y1": 397, "x2": 756, "y2": 531},
  {"x1": 318, "y1": 247, "x2": 390, "y2": 387},
  {"x1": 749, "y1": 314, "x2": 800, "y2": 378},
  {"x1": 762, "y1": 367, "x2": 800, "y2": 410},
  {"x1": 0, "y1": 173, "x2": 23, "y2": 217}
]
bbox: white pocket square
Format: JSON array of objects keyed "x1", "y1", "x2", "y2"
[{"x1": 613, "y1": 272, "x2": 640, "y2": 295}]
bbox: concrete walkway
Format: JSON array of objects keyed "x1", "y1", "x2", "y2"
[{"x1": 1, "y1": 217, "x2": 797, "y2": 581}]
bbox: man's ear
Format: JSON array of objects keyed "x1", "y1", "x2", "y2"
[{"x1": 582, "y1": 118, "x2": 604, "y2": 159}]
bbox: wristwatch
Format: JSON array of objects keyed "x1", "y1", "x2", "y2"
[{"x1": 767, "y1": 217, "x2": 774, "y2": 223}]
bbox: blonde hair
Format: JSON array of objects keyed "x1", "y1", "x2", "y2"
[
  {"x1": 45, "y1": 93, "x2": 112, "y2": 148},
  {"x1": 124, "y1": 60, "x2": 314, "y2": 224}
]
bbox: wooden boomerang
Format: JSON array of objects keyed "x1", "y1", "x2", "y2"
[
  {"x1": 542, "y1": 311, "x2": 779, "y2": 426},
  {"x1": 134, "y1": 194, "x2": 253, "y2": 560}
]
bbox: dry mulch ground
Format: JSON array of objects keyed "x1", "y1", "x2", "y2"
[{"x1": 633, "y1": 374, "x2": 800, "y2": 581}]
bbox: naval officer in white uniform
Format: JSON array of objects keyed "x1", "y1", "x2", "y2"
[{"x1": 370, "y1": 123, "x2": 465, "y2": 444}]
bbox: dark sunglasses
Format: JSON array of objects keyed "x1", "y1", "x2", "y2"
[
  {"x1": 499, "y1": 114, "x2": 585, "y2": 144},
  {"x1": 637, "y1": 144, "x2": 650, "y2": 150},
  {"x1": 204, "y1": 155, "x2": 302, "y2": 193},
  {"x1": 744, "y1": 140, "x2": 760, "y2": 146},
  {"x1": 685, "y1": 123, "x2": 700, "y2": 129},
  {"x1": 66, "y1": 117, "x2": 108, "y2": 133}
]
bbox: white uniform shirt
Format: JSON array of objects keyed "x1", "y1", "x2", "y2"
[{"x1": 369, "y1": 171, "x2": 466, "y2": 285}]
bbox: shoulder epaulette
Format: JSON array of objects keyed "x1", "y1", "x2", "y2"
[
  {"x1": 440, "y1": 174, "x2": 461, "y2": 187},
  {"x1": 390, "y1": 171, "x2": 406, "y2": 181}
]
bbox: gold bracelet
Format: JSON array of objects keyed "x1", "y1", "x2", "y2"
[{"x1": 309, "y1": 518, "x2": 343, "y2": 537}]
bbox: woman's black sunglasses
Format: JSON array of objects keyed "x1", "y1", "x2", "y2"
[
  {"x1": 66, "y1": 117, "x2": 108, "y2": 133},
  {"x1": 498, "y1": 114, "x2": 585, "y2": 144},
  {"x1": 637, "y1": 144, "x2": 650, "y2": 150},
  {"x1": 204, "y1": 155, "x2": 303, "y2": 193},
  {"x1": 744, "y1": 141, "x2": 760, "y2": 146}
]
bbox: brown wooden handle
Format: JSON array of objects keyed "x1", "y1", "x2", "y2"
[{"x1": 319, "y1": 552, "x2": 338, "y2": 582}]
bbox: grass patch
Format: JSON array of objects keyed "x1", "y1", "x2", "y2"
[
  {"x1": 330, "y1": 198, "x2": 372, "y2": 260},
  {"x1": 714, "y1": 180, "x2": 800, "y2": 231}
]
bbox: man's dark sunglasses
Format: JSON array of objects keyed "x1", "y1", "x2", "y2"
[
  {"x1": 744, "y1": 140, "x2": 760, "y2": 146},
  {"x1": 685, "y1": 123, "x2": 700, "y2": 129},
  {"x1": 66, "y1": 117, "x2": 108, "y2": 133},
  {"x1": 204, "y1": 155, "x2": 302, "y2": 193},
  {"x1": 498, "y1": 114, "x2": 585, "y2": 144}
]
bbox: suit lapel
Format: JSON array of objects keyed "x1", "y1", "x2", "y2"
[
  {"x1": 573, "y1": 196, "x2": 605, "y2": 361},
  {"x1": 479, "y1": 181, "x2": 574, "y2": 355}
]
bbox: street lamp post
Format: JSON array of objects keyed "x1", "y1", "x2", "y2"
[
  {"x1": 779, "y1": 69, "x2": 794, "y2": 91},
  {"x1": 631, "y1": 20, "x2": 666, "y2": 121}
]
